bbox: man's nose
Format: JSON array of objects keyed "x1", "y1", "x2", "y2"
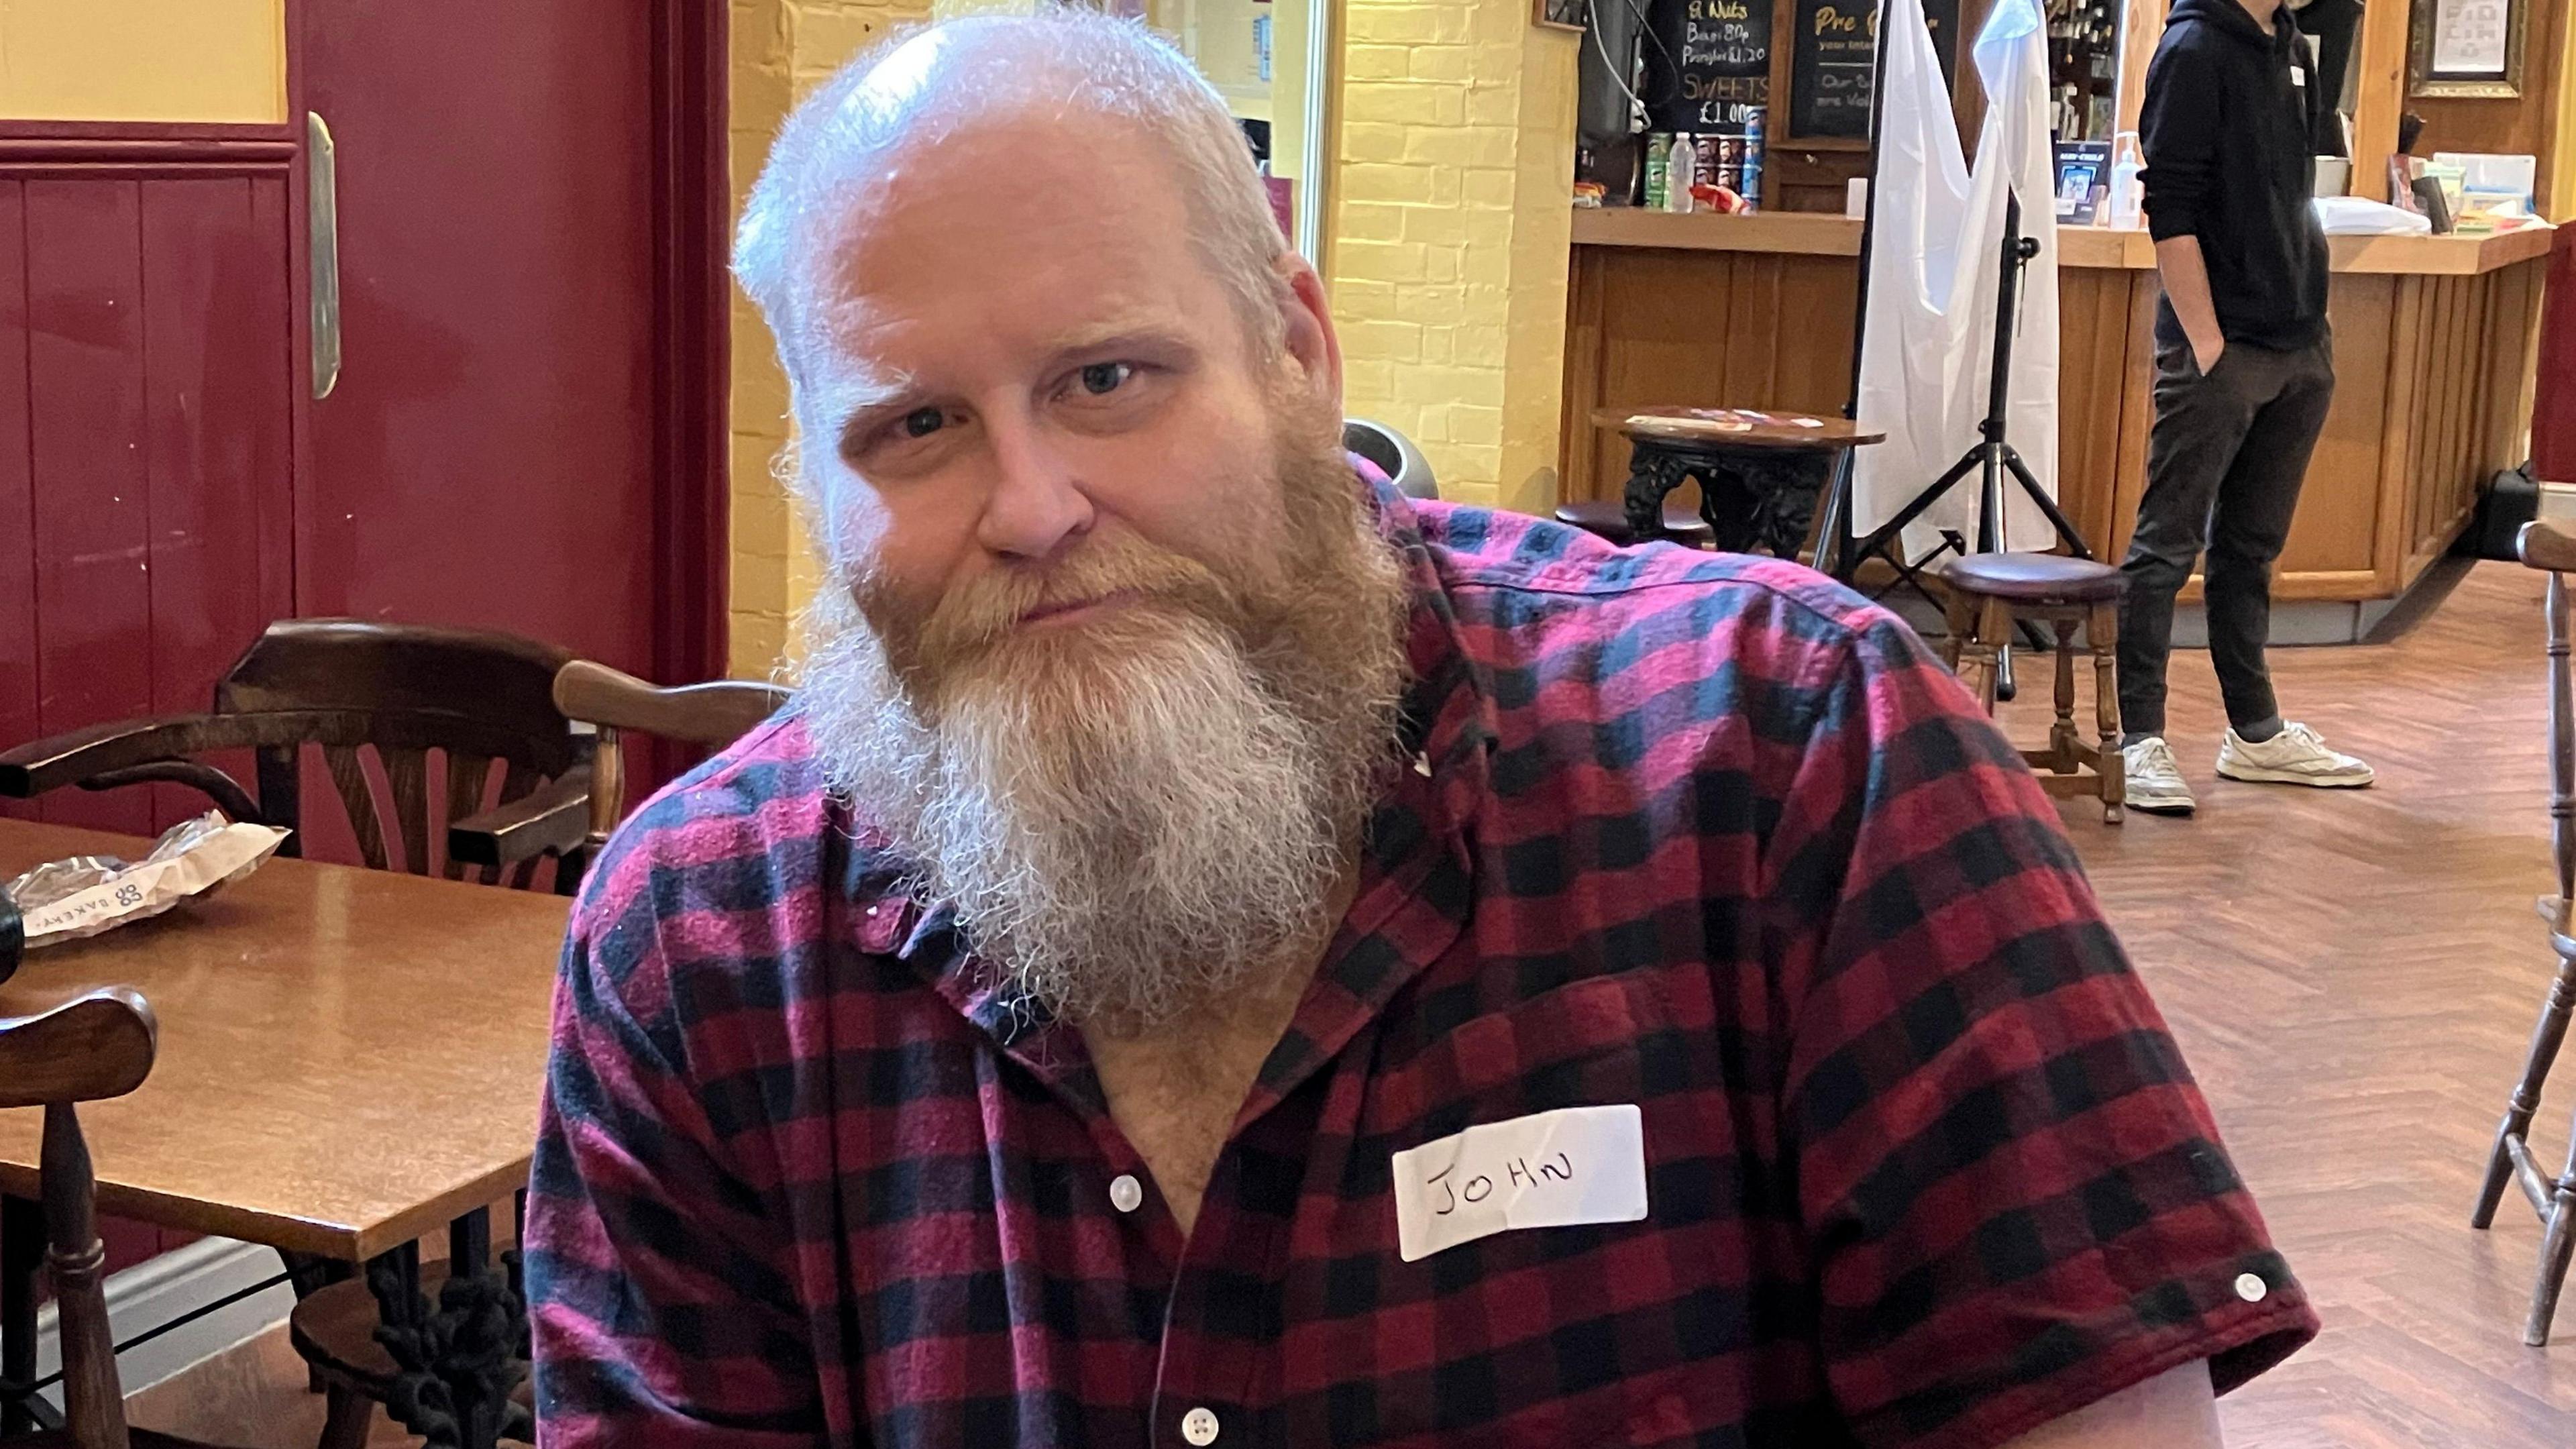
[{"x1": 977, "y1": 410, "x2": 1093, "y2": 562}]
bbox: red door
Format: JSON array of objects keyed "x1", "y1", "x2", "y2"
[
  {"x1": 0, "y1": 134, "x2": 300, "y2": 837},
  {"x1": 0, "y1": 1, "x2": 723, "y2": 1285},
  {"x1": 292, "y1": 0, "x2": 726, "y2": 682},
  {"x1": 0, "y1": 3, "x2": 724, "y2": 836}
]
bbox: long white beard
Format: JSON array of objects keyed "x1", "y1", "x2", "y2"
[{"x1": 798, "y1": 539, "x2": 1405, "y2": 1029}]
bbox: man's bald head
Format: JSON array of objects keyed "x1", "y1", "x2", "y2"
[{"x1": 733, "y1": 9, "x2": 1293, "y2": 388}]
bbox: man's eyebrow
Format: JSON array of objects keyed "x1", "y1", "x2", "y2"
[{"x1": 821, "y1": 373, "x2": 920, "y2": 453}]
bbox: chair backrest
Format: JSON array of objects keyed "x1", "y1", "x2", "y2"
[
  {"x1": 551, "y1": 659, "x2": 788, "y2": 857},
  {"x1": 0, "y1": 619, "x2": 585, "y2": 887},
  {"x1": 1343, "y1": 418, "x2": 1440, "y2": 500},
  {"x1": 218, "y1": 621, "x2": 581, "y2": 881},
  {"x1": 0, "y1": 945, "x2": 158, "y2": 1449},
  {"x1": 2521, "y1": 519, "x2": 2576, "y2": 914}
]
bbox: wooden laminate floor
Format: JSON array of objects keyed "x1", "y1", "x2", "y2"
[{"x1": 1994, "y1": 558, "x2": 2576, "y2": 1447}]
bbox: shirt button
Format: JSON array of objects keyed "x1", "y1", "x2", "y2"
[
  {"x1": 1110, "y1": 1174, "x2": 1144, "y2": 1214},
  {"x1": 1180, "y1": 1406, "x2": 1220, "y2": 1445},
  {"x1": 2234, "y1": 1271, "x2": 2269, "y2": 1303}
]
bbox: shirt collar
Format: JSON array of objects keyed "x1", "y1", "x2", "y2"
[{"x1": 1362, "y1": 463, "x2": 1499, "y2": 823}]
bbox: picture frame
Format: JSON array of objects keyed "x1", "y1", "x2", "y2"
[
  {"x1": 2410, "y1": 0, "x2": 2524, "y2": 97},
  {"x1": 1536, "y1": 0, "x2": 1587, "y2": 30}
]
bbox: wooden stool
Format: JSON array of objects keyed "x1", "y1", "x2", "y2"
[
  {"x1": 1554, "y1": 497, "x2": 1715, "y2": 548},
  {"x1": 1594, "y1": 407, "x2": 1884, "y2": 557},
  {"x1": 1939, "y1": 553, "x2": 2127, "y2": 824},
  {"x1": 2473, "y1": 517, "x2": 2576, "y2": 1344}
]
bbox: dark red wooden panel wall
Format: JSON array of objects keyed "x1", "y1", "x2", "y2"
[{"x1": 0, "y1": 135, "x2": 297, "y2": 835}]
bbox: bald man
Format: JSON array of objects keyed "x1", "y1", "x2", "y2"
[{"x1": 523, "y1": 13, "x2": 2314, "y2": 1446}]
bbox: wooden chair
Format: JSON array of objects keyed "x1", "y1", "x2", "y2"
[
  {"x1": 0, "y1": 619, "x2": 588, "y2": 1447},
  {"x1": 441, "y1": 659, "x2": 786, "y2": 894},
  {"x1": 280, "y1": 660, "x2": 780, "y2": 1448},
  {"x1": 0, "y1": 899, "x2": 244, "y2": 1448},
  {"x1": 0, "y1": 620, "x2": 591, "y2": 889},
  {"x1": 550, "y1": 659, "x2": 788, "y2": 857},
  {"x1": 1552, "y1": 498, "x2": 1717, "y2": 549},
  {"x1": 447, "y1": 659, "x2": 786, "y2": 872},
  {"x1": 2473, "y1": 517, "x2": 2576, "y2": 1344},
  {"x1": 1938, "y1": 553, "x2": 2128, "y2": 824}
]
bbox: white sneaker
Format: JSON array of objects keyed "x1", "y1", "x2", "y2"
[
  {"x1": 2215, "y1": 722, "x2": 2375, "y2": 788},
  {"x1": 2122, "y1": 737, "x2": 2196, "y2": 816}
]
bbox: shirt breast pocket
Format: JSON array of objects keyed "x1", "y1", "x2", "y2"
[{"x1": 1369, "y1": 971, "x2": 1682, "y2": 1134}]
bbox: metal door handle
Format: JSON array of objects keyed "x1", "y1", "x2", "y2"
[{"x1": 308, "y1": 111, "x2": 341, "y2": 400}]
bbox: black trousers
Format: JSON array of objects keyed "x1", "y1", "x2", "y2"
[{"x1": 2116, "y1": 336, "x2": 2336, "y2": 739}]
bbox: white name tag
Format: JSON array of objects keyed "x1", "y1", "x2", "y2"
[{"x1": 1390, "y1": 1104, "x2": 1648, "y2": 1263}]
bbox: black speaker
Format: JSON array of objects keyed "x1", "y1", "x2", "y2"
[{"x1": 2471, "y1": 464, "x2": 2542, "y2": 561}]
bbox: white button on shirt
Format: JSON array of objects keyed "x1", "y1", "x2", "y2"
[
  {"x1": 2234, "y1": 1271, "x2": 2269, "y2": 1303},
  {"x1": 1180, "y1": 1406, "x2": 1220, "y2": 1445},
  {"x1": 1109, "y1": 1173, "x2": 1144, "y2": 1214}
]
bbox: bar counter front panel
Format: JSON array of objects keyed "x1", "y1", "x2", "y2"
[{"x1": 1561, "y1": 211, "x2": 2553, "y2": 606}]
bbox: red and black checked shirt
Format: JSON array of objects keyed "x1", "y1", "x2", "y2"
[{"x1": 526, "y1": 476, "x2": 2316, "y2": 1448}]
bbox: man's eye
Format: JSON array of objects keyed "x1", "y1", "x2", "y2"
[
  {"x1": 1079, "y1": 362, "x2": 1132, "y2": 396},
  {"x1": 902, "y1": 407, "x2": 946, "y2": 438}
]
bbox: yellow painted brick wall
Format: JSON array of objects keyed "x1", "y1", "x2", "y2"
[
  {"x1": 730, "y1": 0, "x2": 933, "y2": 676},
  {"x1": 1326, "y1": 2, "x2": 1577, "y2": 515},
  {"x1": 728, "y1": 0, "x2": 1587, "y2": 668}
]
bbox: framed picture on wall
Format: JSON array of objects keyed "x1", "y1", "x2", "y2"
[
  {"x1": 1536, "y1": 0, "x2": 1586, "y2": 30},
  {"x1": 2410, "y1": 0, "x2": 2524, "y2": 97}
]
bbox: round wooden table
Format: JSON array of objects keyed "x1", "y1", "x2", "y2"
[{"x1": 1595, "y1": 408, "x2": 1884, "y2": 561}]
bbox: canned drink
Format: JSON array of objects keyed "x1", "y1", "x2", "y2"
[
  {"x1": 1697, "y1": 134, "x2": 1741, "y2": 198},
  {"x1": 1643, "y1": 132, "x2": 1670, "y2": 209},
  {"x1": 1741, "y1": 107, "x2": 1768, "y2": 211}
]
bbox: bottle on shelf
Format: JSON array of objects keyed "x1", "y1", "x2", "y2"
[
  {"x1": 1663, "y1": 131, "x2": 1697, "y2": 214},
  {"x1": 2107, "y1": 130, "x2": 2145, "y2": 228}
]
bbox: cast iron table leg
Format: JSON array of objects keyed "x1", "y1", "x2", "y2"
[
  {"x1": 366, "y1": 1208, "x2": 531, "y2": 1448},
  {"x1": 1621, "y1": 442, "x2": 1692, "y2": 542},
  {"x1": 2, "y1": 1195, "x2": 39, "y2": 1436}
]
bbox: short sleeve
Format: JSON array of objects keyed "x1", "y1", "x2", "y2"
[
  {"x1": 524, "y1": 848, "x2": 826, "y2": 1448},
  {"x1": 1766, "y1": 615, "x2": 2316, "y2": 1449}
]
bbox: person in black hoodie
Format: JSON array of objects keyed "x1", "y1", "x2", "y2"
[{"x1": 2116, "y1": 0, "x2": 2375, "y2": 816}]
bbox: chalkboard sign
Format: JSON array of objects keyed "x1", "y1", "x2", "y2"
[
  {"x1": 1643, "y1": 0, "x2": 1774, "y2": 134},
  {"x1": 1787, "y1": 0, "x2": 1960, "y2": 139}
]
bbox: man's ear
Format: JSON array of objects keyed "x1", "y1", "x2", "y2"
[{"x1": 1275, "y1": 254, "x2": 1342, "y2": 408}]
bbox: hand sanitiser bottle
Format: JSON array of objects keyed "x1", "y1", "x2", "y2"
[{"x1": 2108, "y1": 131, "x2": 2144, "y2": 229}]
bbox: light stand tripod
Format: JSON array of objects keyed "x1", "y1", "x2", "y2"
[
  {"x1": 1804, "y1": 5, "x2": 2094, "y2": 699},
  {"x1": 1845, "y1": 193, "x2": 2092, "y2": 574}
]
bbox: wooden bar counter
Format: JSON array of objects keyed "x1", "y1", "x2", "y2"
[{"x1": 1561, "y1": 209, "x2": 2555, "y2": 631}]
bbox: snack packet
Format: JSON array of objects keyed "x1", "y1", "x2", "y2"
[{"x1": 3, "y1": 812, "x2": 291, "y2": 951}]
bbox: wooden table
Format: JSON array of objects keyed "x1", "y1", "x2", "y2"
[
  {"x1": 0, "y1": 820, "x2": 568, "y2": 1447},
  {"x1": 1592, "y1": 407, "x2": 1885, "y2": 561}
]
